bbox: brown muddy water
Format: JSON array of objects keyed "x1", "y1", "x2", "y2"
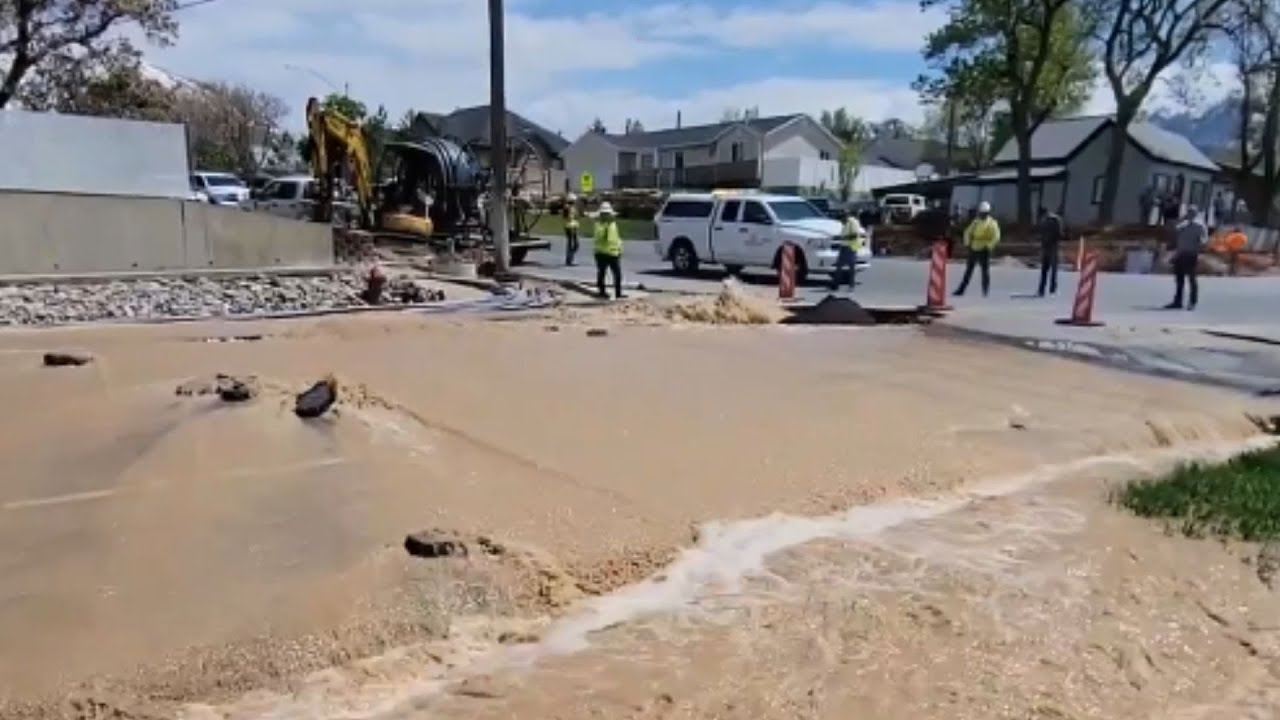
[{"x1": 0, "y1": 310, "x2": 1276, "y2": 719}]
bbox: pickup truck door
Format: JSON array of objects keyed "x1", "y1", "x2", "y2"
[
  {"x1": 709, "y1": 199, "x2": 743, "y2": 263},
  {"x1": 739, "y1": 200, "x2": 778, "y2": 266}
]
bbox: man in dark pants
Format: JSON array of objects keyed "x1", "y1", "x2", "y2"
[
  {"x1": 953, "y1": 201, "x2": 1000, "y2": 297},
  {"x1": 592, "y1": 201, "x2": 624, "y2": 299},
  {"x1": 1165, "y1": 205, "x2": 1207, "y2": 310},
  {"x1": 1036, "y1": 206, "x2": 1065, "y2": 296},
  {"x1": 563, "y1": 193, "x2": 580, "y2": 265}
]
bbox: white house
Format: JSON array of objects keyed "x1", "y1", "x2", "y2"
[
  {"x1": 562, "y1": 114, "x2": 843, "y2": 195},
  {"x1": 950, "y1": 115, "x2": 1220, "y2": 226}
]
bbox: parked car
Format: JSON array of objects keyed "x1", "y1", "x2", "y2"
[
  {"x1": 880, "y1": 193, "x2": 927, "y2": 223},
  {"x1": 251, "y1": 175, "x2": 318, "y2": 220},
  {"x1": 654, "y1": 191, "x2": 869, "y2": 281},
  {"x1": 190, "y1": 171, "x2": 250, "y2": 206}
]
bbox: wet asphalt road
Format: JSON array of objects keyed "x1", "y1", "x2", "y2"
[{"x1": 523, "y1": 237, "x2": 1280, "y2": 394}]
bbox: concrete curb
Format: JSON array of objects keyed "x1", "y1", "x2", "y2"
[{"x1": 0, "y1": 266, "x2": 344, "y2": 286}]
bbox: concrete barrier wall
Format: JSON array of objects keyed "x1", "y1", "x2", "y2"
[{"x1": 0, "y1": 191, "x2": 333, "y2": 275}]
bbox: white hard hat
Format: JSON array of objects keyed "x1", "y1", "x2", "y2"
[
  {"x1": 977, "y1": 201, "x2": 991, "y2": 213},
  {"x1": 567, "y1": 193, "x2": 577, "y2": 201},
  {"x1": 598, "y1": 201, "x2": 615, "y2": 215}
]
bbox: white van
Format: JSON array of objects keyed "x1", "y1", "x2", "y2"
[
  {"x1": 880, "y1": 193, "x2": 927, "y2": 223},
  {"x1": 654, "y1": 191, "x2": 869, "y2": 281}
]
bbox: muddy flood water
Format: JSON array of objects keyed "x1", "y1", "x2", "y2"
[{"x1": 0, "y1": 307, "x2": 1277, "y2": 719}]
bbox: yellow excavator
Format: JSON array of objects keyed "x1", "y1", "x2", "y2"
[{"x1": 304, "y1": 96, "x2": 549, "y2": 263}]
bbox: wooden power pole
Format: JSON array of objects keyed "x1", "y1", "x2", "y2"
[{"x1": 488, "y1": 0, "x2": 510, "y2": 273}]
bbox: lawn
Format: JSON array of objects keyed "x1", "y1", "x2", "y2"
[
  {"x1": 529, "y1": 214, "x2": 656, "y2": 240},
  {"x1": 1115, "y1": 445, "x2": 1280, "y2": 541}
]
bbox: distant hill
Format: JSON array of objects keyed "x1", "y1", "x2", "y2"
[{"x1": 1148, "y1": 97, "x2": 1239, "y2": 153}]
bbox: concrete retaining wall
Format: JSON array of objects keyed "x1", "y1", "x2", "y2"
[{"x1": 0, "y1": 191, "x2": 333, "y2": 275}]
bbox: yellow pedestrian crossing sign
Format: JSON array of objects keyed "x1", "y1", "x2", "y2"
[{"x1": 579, "y1": 172, "x2": 594, "y2": 193}]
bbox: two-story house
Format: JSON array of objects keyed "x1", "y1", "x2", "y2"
[
  {"x1": 950, "y1": 115, "x2": 1218, "y2": 226},
  {"x1": 562, "y1": 114, "x2": 843, "y2": 194},
  {"x1": 415, "y1": 106, "x2": 569, "y2": 199}
]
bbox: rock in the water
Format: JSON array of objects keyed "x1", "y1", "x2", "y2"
[
  {"x1": 404, "y1": 530, "x2": 469, "y2": 559},
  {"x1": 295, "y1": 376, "x2": 338, "y2": 418},
  {"x1": 43, "y1": 351, "x2": 93, "y2": 367},
  {"x1": 1257, "y1": 542, "x2": 1280, "y2": 590},
  {"x1": 217, "y1": 378, "x2": 258, "y2": 402}
]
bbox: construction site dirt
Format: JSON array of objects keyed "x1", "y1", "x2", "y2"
[{"x1": 0, "y1": 301, "x2": 1277, "y2": 719}]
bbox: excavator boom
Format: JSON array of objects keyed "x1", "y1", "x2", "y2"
[{"x1": 305, "y1": 97, "x2": 372, "y2": 226}]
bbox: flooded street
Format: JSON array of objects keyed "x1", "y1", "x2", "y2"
[{"x1": 0, "y1": 309, "x2": 1276, "y2": 719}]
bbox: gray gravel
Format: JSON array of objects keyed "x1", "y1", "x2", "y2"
[{"x1": 0, "y1": 273, "x2": 436, "y2": 326}]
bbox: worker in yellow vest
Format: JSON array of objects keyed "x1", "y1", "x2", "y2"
[
  {"x1": 562, "y1": 193, "x2": 580, "y2": 266},
  {"x1": 830, "y1": 210, "x2": 867, "y2": 291},
  {"x1": 953, "y1": 200, "x2": 1001, "y2": 297},
  {"x1": 593, "y1": 202, "x2": 624, "y2": 299}
]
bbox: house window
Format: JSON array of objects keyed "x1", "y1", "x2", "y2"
[
  {"x1": 641, "y1": 153, "x2": 654, "y2": 169},
  {"x1": 674, "y1": 151, "x2": 685, "y2": 169},
  {"x1": 1151, "y1": 172, "x2": 1171, "y2": 193},
  {"x1": 731, "y1": 142, "x2": 743, "y2": 162},
  {"x1": 820, "y1": 150, "x2": 831, "y2": 161},
  {"x1": 1189, "y1": 180, "x2": 1208, "y2": 209},
  {"x1": 1091, "y1": 175, "x2": 1106, "y2": 205}
]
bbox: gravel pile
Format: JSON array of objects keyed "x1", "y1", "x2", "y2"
[{"x1": 0, "y1": 273, "x2": 440, "y2": 326}]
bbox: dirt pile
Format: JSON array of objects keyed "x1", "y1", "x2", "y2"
[{"x1": 663, "y1": 279, "x2": 784, "y2": 325}]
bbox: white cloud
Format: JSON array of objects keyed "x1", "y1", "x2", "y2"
[
  {"x1": 133, "y1": 0, "x2": 935, "y2": 136},
  {"x1": 529, "y1": 77, "x2": 926, "y2": 138}
]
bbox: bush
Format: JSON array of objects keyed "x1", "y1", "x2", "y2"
[{"x1": 1115, "y1": 446, "x2": 1280, "y2": 541}]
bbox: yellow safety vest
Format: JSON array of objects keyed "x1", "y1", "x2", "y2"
[
  {"x1": 842, "y1": 217, "x2": 866, "y2": 250},
  {"x1": 964, "y1": 216, "x2": 1001, "y2": 250},
  {"x1": 593, "y1": 220, "x2": 623, "y2": 257},
  {"x1": 565, "y1": 205, "x2": 578, "y2": 229}
]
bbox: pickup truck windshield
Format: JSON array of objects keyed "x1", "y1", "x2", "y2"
[
  {"x1": 768, "y1": 200, "x2": 823, "y2": 222},
  {"x1": 204, "y1": 175, "x2": 243, "y2": 187}
]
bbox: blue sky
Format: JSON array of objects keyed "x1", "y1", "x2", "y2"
[{"x1": 139, "y1": 0, "x2": 1238, "y2": 136}]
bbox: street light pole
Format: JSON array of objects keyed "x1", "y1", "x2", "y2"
[{"x1": 488, "y1": 0, "x2": 510, "y2": 274}]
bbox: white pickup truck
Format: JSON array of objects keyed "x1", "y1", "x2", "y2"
[{"x1": 654, "y1": 192, "x2": 869, "y2": 282}]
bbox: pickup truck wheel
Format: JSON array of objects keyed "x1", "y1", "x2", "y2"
[
  {"x1": 670, "y1": 240, "x2": 699, "y2": 275},
  {"x1": 510, "y1": 247, "x2": 528, "y2": 265}
]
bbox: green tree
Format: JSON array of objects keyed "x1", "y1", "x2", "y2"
[
  {"x1": 721, "y1": 106, "x2": 761, "y2": 122},
  {"x1": 1225, "y1": 0, "x2": 1280, "y2": 225},
  {"x1": 0, "y1": 0, "x2": 178, "y2": 108},
  {"x1": 820, "y1": 108, "x2": 874, "y2": 200},
  {"x1": 17, "y1": 54, "x2": 175, "y2": 121},
  {"x1": 1089, "y1": 0, "x2": 1233, "y2": 222},
  {"x1": 589, "y1": 117, "x2": 608, "y2": 133},
  {"x1": 918, "y1": 0, "x2": 1094, "y2": 228}
]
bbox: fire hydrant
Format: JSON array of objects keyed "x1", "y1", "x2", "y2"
[{"x1": 363, "y1": 263, "x2": 387, "y2": 304}]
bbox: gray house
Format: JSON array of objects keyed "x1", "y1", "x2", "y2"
[
  {"x1": 562, "y1": 114, "x2": 843, "y2": 194},
  {"x1": 951, "y1": 115, "x2": 1219, "y2": 226}
]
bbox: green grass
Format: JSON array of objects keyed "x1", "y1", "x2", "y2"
[
  {"x1": 1115, "y1": 445, "x2": 1280, "y2": 541},
  {"x1": 529, "y1": 214, "x2": 655, "y2": 240}
]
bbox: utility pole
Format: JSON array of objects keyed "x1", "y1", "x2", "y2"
[{"x1": 488, "y1": 0, "x2": 510, "y2": 274}]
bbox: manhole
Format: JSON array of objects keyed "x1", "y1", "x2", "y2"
[{"x1": 782, "y1": 296, "x2": 928, "y2": 326}]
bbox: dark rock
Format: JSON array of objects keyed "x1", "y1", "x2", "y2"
[
  {"x1": 586, "y1": 328, "x2": 609, "y2": 337},
  {"x1": 405, "y1": 530, "x2": 469, "y2": 559},
  {"x1": 217, "y1": 379, "x2": 258, "y2": 402},
  {"x1": 43, "y1": 351, "x2": 93, "y2": 367},
  {"x1": 295, "y1": 377, "x2": 338, "y2": 418}
]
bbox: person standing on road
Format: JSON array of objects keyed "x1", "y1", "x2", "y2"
[
  {"x1": 830, "y1": 211, "x2": 866, "y2": 291},
  {"x1": 1165, "y1": 205, "x2": 1207, "y2": 311},
  {"x1": 593, "y1": 202, "x2": 624, "y2": 300},
  {"x1": 562, "y1": 193, "x2": 580, "y2": 266},
  {"x1": 1036, "y1": 206, "x2": 1065, "y2": 297},
  {"x1": 953, "y1": 201, "x2": 1001, "y2": 297}
]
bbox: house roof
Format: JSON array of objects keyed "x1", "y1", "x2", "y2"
[
  {"x1": 422, "y1": 106, "x2": 569, "y2": 157},
  {"x1": 861, "y1": 136, "x2": 976, "y2": 173},
  {"x1": 964, "y1": 165, "x2": 1067, "y2": 184},
  {"x1": 600, "y1": 115, "x2": 801, "y2": 150},
  {"x1": 991, "y1": 115, "x2": 1218, "y2": 171}
]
